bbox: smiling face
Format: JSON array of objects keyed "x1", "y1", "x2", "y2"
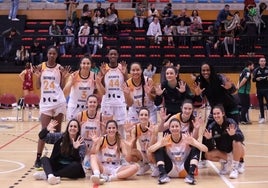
[
  {"x1": 138, "y1": 108, "x2": 150, "y2": 124},
  {"x1": 181, "y1": 102, "x2": 194, "y2": 119},
  {"x1": 106, "y1": 121, "x2": 118, "y2": 137},
  {"x1": 130, "y1": 63, "x2": 142, "y2": 80},
  {"x1": 212, "y1": 107, "x2": 225, "y2": 125},
  {"x1": 201, "y1": 64, "x2": 211, "y2": 80},
  {"x1": 165, "y1": 67, "x2": 177, "y2": 82},
  {"x1": 87, "y1": 95, "x2": 98, "y2": 111},
  {"x1": 107, "y1": 49, "x2": 119, "y2": 65},
  {"x1": 80, "y1": 57, "x2": 91, "y2": 71},
  {"x1": 169, "y1": 119, "x2": 181, "y2": 135},
  {"x1": 68, "y1": 120, "x2": 80, "y2": 137}
]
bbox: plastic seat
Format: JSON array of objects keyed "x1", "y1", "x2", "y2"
[
  {"x1": 0, "y1": 93, "x2": 19, "y2": 121},
  {"x1": 23, "y1": 94, "x2": 40, "y2": 121}
]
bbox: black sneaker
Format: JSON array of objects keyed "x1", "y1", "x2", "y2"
[
  {"x1": 184, "y1": 174, "x2": 196, "y2": 185},
  {"x1": 34, "y1": 159, "x2": 42, "y2": 169},
  {"x1": 158, "y1": 173, "x2": 170, "y2": 184}
]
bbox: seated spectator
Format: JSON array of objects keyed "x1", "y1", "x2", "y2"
[
  {"x1": 49, "y1": 20, "x2": 62, "y2": 46},
  {"x1": 222, "y1": 30, "x2": 236, "y2": 56},
  {"x1": 146, "y1": 16, "x2": 162, "y2": 44},
  {"x1": 78, "y1": 22, "x2": 90, "y2": 54},
  {"x1": 161, "y1": 3, "x2": 173, "y2": 26},
  {"x1": 143, "y1": 63, "x2": 157, "y2": 78},
  {"x1": 94, "y1": 2, "x2": 106, "y2": 18},
  {"x1": 109, "y1": 3, "x2": 118, "y2": 16},
  {"x1": 175, "y1": 9, "x2": 191, "y2": 26},
  {"x1": 204, "y1": 25, "x2": 220, "y2": 57},
  {"x1": 214, "y1": 4, "x2": 233, "y2": 35},
  {"x1": 190, "y1": 10, "x2": 202, "y2": 24},
  {"x1": 134, "y1": 3, "x2": 146, "y2": 29},
  {"x1": 63, "y1": 19, "x2": 75, "y2": 36},
  {"x1": 89, "y1": 27, "x2": 103, "y2": 55},
  {"x1": 92, "y1": 10, "x2": 105, "y2": 33},
  {"x1": 30, "y1": 39, "x2": 43, "y2": 65},
  {"x1": 176, "y1": 20, "x2": 188, "y2": 46},
  {"x1": 105, "y1": 7, "x2": 119, "y2": 35},
  {"x1": 189, "y1": 17, "x2": 203, "y2": 45},
  {"x1": 80, "y1": 4, "x2": 92, "y2": 27},
  {"x1": 15, "y1": 45, "x2": 29, "y2": 65},
  {"x1": 147, "y1": 3, "x2": 159, "y2": 24},
  {"x1": 60, "y1": 28, "x2": 75, "y2": 56},
  {"x1": 163, "y1": 23, "x2": 174, "y2": 46}
]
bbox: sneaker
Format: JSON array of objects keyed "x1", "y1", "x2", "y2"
[
  {"x1": 137, "y1": 163, "x2": 150, "y2": 176},
  {"x1": 100, "y1": 174, "x2": 110, "y2": 183},
  {"x1": 219, "y1": 161, "x2": 229, "y2": 175},
  {"x1": 33, "y1": 171, "x2": 47, "y2": 180},
  {"x1": 12, "y1": 18, "x2": 20, "y2": 21},
  {"x1": 151, "y1": 166, "x2": 160, "y2": 177},
  {"x1": 259, "y1": 118, "x2": 265, "y2": 124},
  {"x1": 184, "y1": 174, "x2": 196, "y2": 185},
  {"x1": 91, "y1": 174, "x2": 104, "y2": 185},
  {"x1": 237, "y1": 162, "x2": 245, "y2": 174},
  {"x1": 34, "y1": 159, "x2": 42, "y2": 169},
  {"x1": 158, "y1": 173, "x2": 170, "y2": 184},
  {"x1": 47, "y1": 174, "x2": 60, "y2": 185},
  {"x1": 198, "y1": 160, "x2": 207, "y2": 169},
  {"x1": 229, "y1": 168, "x2": 239, "y2": 179}
]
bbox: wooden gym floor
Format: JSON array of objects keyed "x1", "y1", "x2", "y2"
[{"x1": 0, "y1": 108, "x2": 268, "y2": 188}]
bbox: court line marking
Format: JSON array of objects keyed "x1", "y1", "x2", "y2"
[
  {"x1": 0, "y1": 159, "x2": 25, "y2": 174},
  {"x1": 208, "y1": 161, "x2": 235, "y2": 188},
  {"x1": 0, "y1": 123, "x2": 40, "y2": 150},
  {"x1": 232, "y1": 181, "x2": 268, "y2": 184}
]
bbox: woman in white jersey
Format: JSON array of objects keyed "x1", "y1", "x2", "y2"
[
  {"x1": 76, "y1": 94, "x2": 104, "y2": 169},
  {"x1": 90, "y1": 120, "x2": 139, "y2": 185},
  {"x1": 123, "y1": 62, "x2": 157, "y2": 124},
  {"x1": 32, "y1": 46, "x2": 71, "y2": 168},
  {"x1": 63, "y1": 56, "x2": 104, "y2": 120},
  {"x1": 99, "y1": 47, "x2": 128, "y2": 138},
  {"x1": 148, "y1": 118, "x2": 208, "y2": 185},
  {"x1": 128, "y1": 107, "x2": 159, "y2": 176}
]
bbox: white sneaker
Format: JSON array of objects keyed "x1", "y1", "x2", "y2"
[
  {"x1": 198, "y1": 160, "x2": 207, "y2": 169},
  {"x1": 137, "y1": 163, "x2": 150, "y2": 176},
  {"x1": 47, "y1": 174, "x2": 60, "y2": 185},
  {"x1": 90, "y1": 174, "x2": 105, "y2": 185},
  {"x1": 219, "y1": 161, "x2": 230, "y2": 175},
  {"x1": 229, "y1": 168, "x2": 239, "y2": 179},
  {"x1": 33, "y1": 171, "x2": 46, "y2": 180},
  {"x1": 151, "y1": 165, "x2": 160, "y2": 177},
  {"x1": 237, "y1": 162, "x2": 245, "y2": 174},
  {"x1": 11, "y1": 18, "x2": 20, "y2": 21},
  {"x1": 259, "y1": 118, "x2": 265, "y2": 124}
]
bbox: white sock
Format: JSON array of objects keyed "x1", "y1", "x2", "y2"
[{"x1": 93, "y1": 170, "x2": 100, "y2": 176}]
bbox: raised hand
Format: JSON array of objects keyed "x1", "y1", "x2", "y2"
[
  {"x1": 203, "y1": 129, "x2": 212, "y2": 139},
  {"x1": 61, "y1": 65, "x2": 72, "y2": 78},
  {"x1": 176, "y1": 80, "x2": 186, "y2": 93},
  {"x1": 100, "y1": 62, "x2": 107, "y2": 76},
  {"x1": 88, "y1": 130, "x2": 100, "y2": 143},
  {"x1": 226, "y1": 124, "x2": 236, "y2": 136},
  {"x1": 192, "y1": 115, "x2": 204, "y2": 130},
  {"x1": 47, "y1": 119, "x2": 58, "y2": 132},
  {"x1": 159, "y1": 107, "x2": 170, "y2": 122},
  {"x1": 155, "y1": 84, "x2": 165, "y2": 96},
  {"x1": 161, "y1": 133, "x2": 171, "y2": 147},
  {"x1": 124, "y1": 120, "x2": 135, "y2": 133},
  {"x1": 32, "y1": 65, "x2": 41, "y2": 78},
  {"x1": 120, "y1": 61, "x2": 127, "y2": 74},
  {"x1": 182, "y1": 132, "x2": 194, "y2": 145},
  {"x1": 122, "y1": 82, "x2": 131, "y2": 94},
  {"x1": 192, "y1": 82, "x2": 205, "y2": 96},
  {"x1": 72, "y1": 136, "x2": 84, "y2": 149}
]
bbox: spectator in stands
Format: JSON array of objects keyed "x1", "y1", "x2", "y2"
[
  {"x1": 8, "y1": 0, "x2": 20, "y2": 21},
  {"x1": 109, "y1": 3, "x2": 119, "y2": 17},
  {"x1": 161, "y1": 3, "x2": 173, "y2": 26},
  {"x1": 176, "y1": 20, "x2": 188, "y2": 46},
  {"x1": 30, "y1": 39, "x2": 43, "y2": 66},
  {"x1": 237, "y1": 61, "x2": 254, "y2": 125},
  {"x1": 15, "y1": 45, "x2": 29, "y2": 65},
  {"x1": 78, "y1": 21, "x2": 90, "y2": 54},
  {"x1": 92, "y1": 10, "x2": 105, "y2": 33},
  {"x1": 204, "y1": 25, "x2": 220, "y2": 57},
  {"x1": 214, "y1": 4, "x2": 233, "y2": 35},
  {"x1": 143, "y1": 63, "x2": 157, "y2": 79},
  {"x1": 80, "y1": 4, "x2": 92, "y2": 27},
  {"x1": 63, "y1": 19, "x2": 75, "y2": 36},
  {"x1": 49, "y1": 20, "x2": 62, "y2": 46},
  {"x1": 94, "y1": 2, "x2": 105, "y2": 18},
  {"x1": 60, "y1": 28, "x2": 75, "y2": 56},
  {"x1": 147, "y1": 3, "x2": 159, "y2": 24},
  {"x1": 89, "y1": 27, "x2": 103, "y2": 56},
  {"x1": 241, "y1": 18, "x2": 258, "y2": 56},
  {"x1": 0, "y1": 27, "x2": 20, "y2": 63},
  {"x1": 189, "y1": 17, "x2": 203, "y2": 46},
  {"x1": 64, "y1": 0, "x2": 79, "y2": 21},
  {"x1": 243, "y1": 0, "x2": 256, "y2": 21},
  {"x1": 19, "y1": 62, "x2": 34, "y2": 97},
  {"x1": 190, "y1": 10, "x2": 202, "y2": 24},
  {"x1": 105, "y1": 7, "x2": 119, "y2": 35},
  {"x1": 147, "y1": 16, "x2": 162, "y2": 45},
  {"x1": 134, "y1": 3, "x2": 146, "y2": 29},
  {"x1": 175, "y1": 8, "x2": 191, "y2": 26},
  {"x1": 252, "y1": 57, "x2": 268, "y2": 124},
  {"x1": 163, "y1": 23, "x2": 174, "y2": 46}
]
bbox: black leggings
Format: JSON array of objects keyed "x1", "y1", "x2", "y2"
[
  {"x1": 154, "y1": 147, "x2": 201, "y2": 174},
  {"x1": 41, "y1": 156, "x2": 85, "y2": 179}
]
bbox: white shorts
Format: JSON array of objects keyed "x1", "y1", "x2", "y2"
[
  {"x1": 40, "y1": 103, "x2": 66, "y2": 117},
  {"x1": 102, "y1": 163, "x2": 121, "y2": 176},
  {"x1": 100, "y1": 105, "x2": 127, "y2": 125},
  {"x1": 66, "y1": 105, "x2": 85, "y2": 121}
]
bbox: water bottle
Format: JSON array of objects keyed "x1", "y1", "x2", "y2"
[{"x1": 28, "y1": 111, "x2": 32, "y2": 121}]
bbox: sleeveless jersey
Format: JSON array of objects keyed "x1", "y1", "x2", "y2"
[
  {"x1": 23, "y1": 69, "x2": 33, "y2": 90},
  {"x1": 135, "y1": 123, "x2": 152, "y2": 153},
  {"x1": 100, "y1": 135, "x2": 121, "y2": 164},
  {"x1": 101, "y1": 64, "x2": 125, "y2": 106},
  {"x1": 165, "y1": 136, "x2": 191, "y2": 167},
  {"x1": 40, "y1": 62, "x2": 66, "y2": 110},
  {"x1": 80, "y1": 110, "x2": 101, "y2": 146},
  {"x1": 68, "y1": 71, "x2": 95, "y2": 109}
]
